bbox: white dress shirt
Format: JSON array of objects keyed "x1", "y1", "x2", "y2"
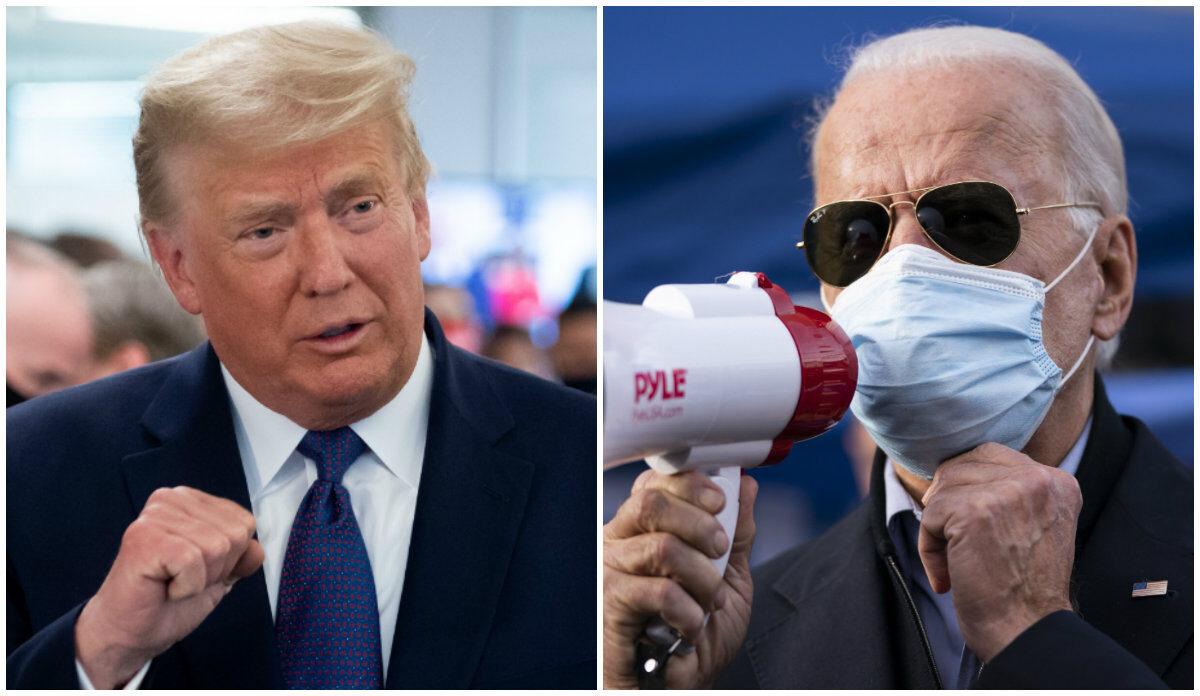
[
  {"x1": 883, "y1": 417, "x2": 1092, "y2": 688},
  {"x1": 78, "y1": 334, "x2": 432, "y2": 689}
]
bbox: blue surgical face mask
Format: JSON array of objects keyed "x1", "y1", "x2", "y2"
[{"x1": 826, "y1": 230, "x2": 1097, "y2": 480}]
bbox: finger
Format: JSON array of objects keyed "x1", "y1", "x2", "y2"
[
  {"x1": 141, "y1": 505, "x2": 237, "y2": 586},
  {"x1": 605, "y1": 488, "x2": 728, "y2": 559},
  {"x1": 605, "y1": 571, "x2": 706, "y2": 644},
  {"x1": 168, "y1": 486, "x2": 258, "y2": 551},
  {"x1": 154, "y1": 531, "x2": 211, "y2": 601},
  {"x1": 924, "y1": 460, "x2": 1020, "y2": 506},
  {"x1": 631, "y1": 469, "x2": 727, "y2": 515},
  {"x1": 725, "y1": 474, "x2": 759, "y2": 579},
  {"x1": 229, "y1": 538, "x2": 265, "y2": 582},
  {"x1": 605, "y1": 533, "x2": 725, "y2": 611},
  {"x1": 917, "y1": 518, "x2": 951, "y2": 594},
  {"x1": 917, "y1": 489, "x2": 963, "y2": 594}
]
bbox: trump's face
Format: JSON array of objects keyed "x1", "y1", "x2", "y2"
[{"x1": 148, "y1": 119, "x2": 430, "y2": 429}]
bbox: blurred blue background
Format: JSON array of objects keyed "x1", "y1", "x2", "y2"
[{"x1": 602, "y1": 7, "x2": 1193, "y2": 565}]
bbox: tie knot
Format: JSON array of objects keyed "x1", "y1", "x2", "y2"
[{"x1": 298, "y1": 427, "x2": 367, "y2": 483}]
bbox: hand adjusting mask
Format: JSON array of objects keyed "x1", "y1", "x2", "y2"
[{"x1": 814, "y1": 182, "x2": 1101, "y2": 479}]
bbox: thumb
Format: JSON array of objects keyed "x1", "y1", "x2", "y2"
[
  {"x1": 726, "y1": 475, "x2": 759, "y2": 576},
  {"x1": 228, "y1": 539, "x2": 265, "y2": 582}
]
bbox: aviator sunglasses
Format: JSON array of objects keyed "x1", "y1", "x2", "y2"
[{"x1": 796, "y1": 180, "x2": 1102, "y2": 287}]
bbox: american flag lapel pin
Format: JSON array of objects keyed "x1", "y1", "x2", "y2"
[{"x1": 1131, "y1": 580, "x2": 1168, "y2": 598}]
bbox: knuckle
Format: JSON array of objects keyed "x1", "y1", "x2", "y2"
[
  {"x1": 631, "y1": 468, "x2": 662, "y2": 493},
  {"x1": 206, "y1": 534, "x2": 232, "y2": 560},
  {"x1": 147, "y1": 487, "x2": 176, "y2": 505},
  {"x1": 647, "y1": 534, "x2": 679, "y2": 575},
  {"x1": 1059, "y1": 475, "x2": 1083, "y2": 510},
  {"x1": 178, "y1": 541, "x2": 204, "y2": 569},
  {"x1": 238, "y1": 509, "x2": 256, "y2": 534},
  {"x1": 651, "y1": 576, "x2": 680, "y2": 608},
  {"x1": 634, "y1": 490, "x2": 668, "y2": 531},
  {"x1": 122, "y1": 517, "x2": 152, "y2": 545}
]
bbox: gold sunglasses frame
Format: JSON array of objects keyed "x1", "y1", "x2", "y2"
[{"x1": 795, "y1": 179, "x2": 1102, "y2": 288}]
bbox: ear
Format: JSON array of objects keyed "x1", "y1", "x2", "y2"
[
  {"x1": 1090, "y1": 215, "x2": 1137, "y2": 341},
  {"x1": 411, "y1": 194, "x2": 431, "y2": 262},
  {"x1": 145, "y1": 223, "x2": 202, "y2": 315}
]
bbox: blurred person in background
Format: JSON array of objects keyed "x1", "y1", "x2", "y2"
[
  {"x1": 81, "y1": 259, "x2": 207, "y2": 379},
  {"x1": 422, "y1": 282, "x2": 483, "y2": 353},
  {"x1": 47, "y1": 230, "x2": 126, "y2": 268},
  {"x1": 8, "y1": 21, "x2": 594, "y2": 690},
  {"x1": 481, "y1": 324, "x2": 555, "y2": 380},
  {"x1": 6, "y1": 232, "x2": 95, "y2": 405},
  {"x1": 603, "y1": 25, "x2": 1190, "y2": 689},
  {"x1": 549, "y1": 295, "x2": 597, "y2": 394}
]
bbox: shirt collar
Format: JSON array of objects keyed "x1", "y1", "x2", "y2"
[
  {"x1": 884, "y1": 415, "x2": 1094, "y2": 526},
  {"x1": 221, "y1": 332, "x2": 434, "y2": 498}
]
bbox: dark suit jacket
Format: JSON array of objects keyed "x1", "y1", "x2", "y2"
[
  {"x1": 7, "y1": 311, "x2": 596, "y2": 689},
  {"x1": 715, "y1": 375, "x2": 1192, "y2": 689}
]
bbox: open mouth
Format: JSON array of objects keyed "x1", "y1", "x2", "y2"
[{"x1": 314, "y1": 322, "x2": 364, "y2": 340}]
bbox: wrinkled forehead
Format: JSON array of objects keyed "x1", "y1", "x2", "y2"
[{"x1": 813, "y1": 63, "x2": 1064, "y2": 201}]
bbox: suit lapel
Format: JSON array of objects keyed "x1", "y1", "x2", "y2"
[
  {"x1": 744, "y1": 506, "x2": 906, "y2": 688},
  {"x1": 120, "y1": 344, "x2": 283, "y2": 688},
  {"x1": 1071, "y1": 377, "x2": 1193, "y2": 678},
  {"x1": 385, "y1": 313, "x2": 535, "y2": 688}
]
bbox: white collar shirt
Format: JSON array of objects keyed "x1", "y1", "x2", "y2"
[{"x1": 221, "y1": 332, "x2": 433, "y2": 680}]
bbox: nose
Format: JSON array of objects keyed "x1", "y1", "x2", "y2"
[
  {"x1": 298, "y1": 220, "x2": 354, "y2": 297},
  {"x1": 883, "y1": 201, "x2": 942, "y2": 256}
]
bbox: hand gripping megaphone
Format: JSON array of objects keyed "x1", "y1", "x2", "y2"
[{"x1": 603, "y1": 272, "x2": 857, "y2": 684}]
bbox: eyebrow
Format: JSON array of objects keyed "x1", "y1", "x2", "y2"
[
  {"x1": 227, "y1": 200, "x2": 299, "y2": 227},
  {"x1": 325, "y1": 173, "x2": 385, "y2": 207},
  {"x1": 225, "y1": 173, "x2": 387, "y2": 226}
]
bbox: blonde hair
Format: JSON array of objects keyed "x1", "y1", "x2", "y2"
[{"x1": 133, "y1": 20, "x2": 431, "y2": 226}]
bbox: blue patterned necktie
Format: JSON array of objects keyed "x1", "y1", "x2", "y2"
[{"x1": 275, "y1": 427, "x2": 384, "y2": 689}]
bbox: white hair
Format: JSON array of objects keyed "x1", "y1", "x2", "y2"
[{"x1": 814, "y1": 25, "x2": 1126, "y2": 370}]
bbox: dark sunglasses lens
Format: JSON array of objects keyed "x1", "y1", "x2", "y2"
[
  {"x1": 803, "y1": 201, "x2": 890, "y2": 286},
  {"x1": 916, "y1": 181, "x2": 1020, "y2": 265}
]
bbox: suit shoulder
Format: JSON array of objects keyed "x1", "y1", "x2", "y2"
[
  {"x1": 458, "y1": 348, "x2": 594, "y2": 426},
  {"x1": 7, "y1": 359, "x2": 177, "y2": 477},
  {"x1": 1115, "y1": 415, "x2": 1193, "y2": 549}
]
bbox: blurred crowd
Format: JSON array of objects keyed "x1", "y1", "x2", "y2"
[
  {"x1": 7, "y1": 229, "x2": 597, "y2": 407},
  {"x1": 425, "y1": 277, "x2": 597, "y2": 395},
  {"x1": 6, "y1": 229, "x2": 206, "y2": 406}
]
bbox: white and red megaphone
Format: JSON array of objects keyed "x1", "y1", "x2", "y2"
[{"x1": 603, "y1": 272, "x2": 857, "y2": 663}]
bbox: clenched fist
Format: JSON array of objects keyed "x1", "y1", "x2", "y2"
[
  {"x1": 603, "y1": 470, "x2": 758, "y2": 689},
  {"x1": 918, "y1": 442, "x2": 1083, "y2": 662},
  {"x1": 74, "y1": 486, "x2": 264, "y2": 688}
]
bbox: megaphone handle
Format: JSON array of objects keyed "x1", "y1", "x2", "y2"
[{"x1": 638, "y1": 465, "x2": 741, "y2": 682}]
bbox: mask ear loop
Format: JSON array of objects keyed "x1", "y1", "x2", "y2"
[
  {"x1": 1060, "y1": 334, "x2": 1095, "y2": 386},
  {"x1": 1045, "y1": 222, "x2": 1101, "y2": 293},
  {"x1": 1046, "y1": 218, "x2": 1102, "y2": 385}
]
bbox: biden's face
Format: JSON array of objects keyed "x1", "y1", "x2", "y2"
[
  {"x1": 812, "y1": 65, "x2": 1104, "y2": 381},
  {"x1": 149, "y1": 119, "x2": 430, "y2": 429}
]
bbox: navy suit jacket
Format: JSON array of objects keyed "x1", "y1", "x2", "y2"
[
  {"x1": 715, "y1": 375, "x2": 1191, "y2": 689},
  {"x1": 7, "y1": 311, "x2": 596, "y2": 688}
]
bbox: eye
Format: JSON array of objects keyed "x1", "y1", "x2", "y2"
[
  {"x1": 351, "y1": 200, "x2": 376, "y2": 214},
  {"x1": 250, "y1": 227, "x2": 275, "y2": 240}
]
